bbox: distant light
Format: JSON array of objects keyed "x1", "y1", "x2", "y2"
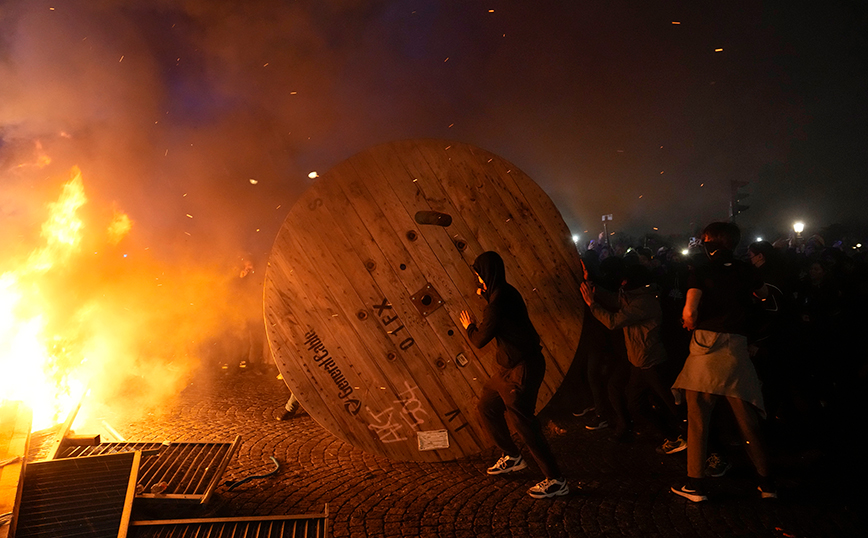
[
  {"x1": 308, "y1": 171, "x2": 318, "y2": 179},
  {"x1": 653, "y1": 227, "x2": 659, "y2": 231},
  {"x1": 249, "y1": 178, "x2": 258, "y2": 185},
  {"x1": 681, "y1": 249, "x2": 689, "y2": 256},
  {"x1": 756, "y1": 237, "x2": 763, "y2": 242},
  {"x1": 671, "y1": 21, "x2": 681, "y2": 25},
  {"x1": 123, "y1": 254, "x2": 128, "y2": 258},
  {"x1": 793, "y1": 221, "x2": 805, "y2": 234},
  {"x1": 714, "y1": 48, "x2": 724, "y2": 52},
  {"x1": 857, "y1": 243, "x2": 863, "y2": 248},
  {"x1": 572, "y1": 234, "x2": 580, "y2": 244}
]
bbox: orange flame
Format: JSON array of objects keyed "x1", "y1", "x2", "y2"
[
  {"x1": 3, "y1": 164, "x2": 252, "y2": 433},
  {"x1": 2, "y1": 167, "x2": 90, "y2": 429}
]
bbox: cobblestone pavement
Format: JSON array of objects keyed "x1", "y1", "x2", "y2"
[{"x1": 113, "y1": 365, "x2": 866, "y2": 538}]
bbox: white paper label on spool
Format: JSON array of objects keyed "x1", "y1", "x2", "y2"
[{"x1": 417, "y1": 430, "x2": 449, "y2": 451}]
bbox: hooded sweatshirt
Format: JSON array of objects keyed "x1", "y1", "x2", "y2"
[
  {"x1": 588, "y1": 284, "x2": 667, "y2": 369},
  {"x1": 465, "y1": 251, "x2": 544, "y2": 369}
]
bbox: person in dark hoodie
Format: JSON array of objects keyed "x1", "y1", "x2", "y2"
[{"x1": 459, "y1": 251, "x2": 568, "y2": 499}]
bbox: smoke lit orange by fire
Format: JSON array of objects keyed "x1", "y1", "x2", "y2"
[{"x1": 1, "y1": 165, "x2": 255, "y2": 432}]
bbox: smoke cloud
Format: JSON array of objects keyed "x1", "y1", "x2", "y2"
[{"x1": 1, "y1": 0, "x2": 866, "y2": 427}]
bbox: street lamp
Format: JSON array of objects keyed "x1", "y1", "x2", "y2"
[{"x1": 793, "y1": 221, "x2": 805, "y2": 237}]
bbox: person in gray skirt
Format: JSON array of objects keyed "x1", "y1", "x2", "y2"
[{"x1": 671, "y1": 222, "x2": 776, "y2": 502}]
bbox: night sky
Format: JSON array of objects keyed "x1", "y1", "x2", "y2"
[{"x1": 2, "y1": 0, "x2": 866, "y2": 261}]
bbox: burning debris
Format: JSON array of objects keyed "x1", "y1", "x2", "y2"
[
  {"x1": 2, "y1": 167, "x2": 93, "y2": 430},
  {"x1": 1, "y1": 163, "x2": 251, "y2": 433}
]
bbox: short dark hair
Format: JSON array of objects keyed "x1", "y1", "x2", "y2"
[
  {"x1": 622, "y1": 264, "x2": 652, "y2": 290},
  {"x1": 702, "y1": 221, "x2": 741, "y2": 251},
  {"x1": 748, "y1": 240, "x2": 775, "y2": 258}
]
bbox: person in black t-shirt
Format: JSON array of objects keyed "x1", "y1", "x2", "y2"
[{"x1": 670, "y1": 222, "x2": 776, "y2": 502}]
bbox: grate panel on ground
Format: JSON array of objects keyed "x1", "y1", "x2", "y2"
[
  {"x1": 130, "y1": 507, "x2": 329, "y2": 538},
  {"x1": 58, "y1": 437, "x2": 239, "y2": 503},
  {"x1": 14, "y1": 451, "x2": 138, "y2": 538}
]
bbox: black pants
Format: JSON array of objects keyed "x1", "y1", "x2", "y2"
[
  {"x1": 626, "y1": 364, "x2": 683, "y2": 437},
  {"x1": 610, "y1": 359, "x2": 682, "y2": 437},
  {"x1": 478, "y1": 359, "x2": 561, "y2": 479}
]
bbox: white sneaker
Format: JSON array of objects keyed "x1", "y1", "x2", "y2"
[
  {"x1": 656, "y1": 435, "x2": 687, "y2": 455},
  {"x1": 486, "y1": 454, "x2": 527, "y2": 475},
  {"x1": 528, "y1": 477, "x2": 569, "y2": 499}
]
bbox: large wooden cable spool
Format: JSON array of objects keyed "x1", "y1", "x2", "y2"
[{"x1": 264, "y1": 139, "x2": 585, "y2": 462}]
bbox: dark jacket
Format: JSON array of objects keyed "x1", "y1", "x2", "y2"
[{"x1": 465, "y1": 251, "x2": 544, "y2": 369}]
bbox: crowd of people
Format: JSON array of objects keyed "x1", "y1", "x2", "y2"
[
  {"x1": 562, "y1": 221, "x2": 868, "y2": 501},
  {"x1": 231, "y1": 221, "x2": 866, "y2": 502}
]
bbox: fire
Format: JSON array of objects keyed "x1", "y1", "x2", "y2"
[
  {"x1": 107, "y1": 210, "x2": 132, "y2": 245},
  {"x1": 2, "y1": 162, "x2": 250, "y2": 434},
  {"x1": 0, "y1": 166, "x2": 140, "y2": 431}
]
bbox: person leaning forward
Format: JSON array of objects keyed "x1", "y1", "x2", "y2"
[{"x1": 459, "y1": 251, "x2": 569, "y2": 499}]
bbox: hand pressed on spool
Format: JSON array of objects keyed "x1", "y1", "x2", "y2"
[
  {"x1": 459, "y1": 310, "x2": 475, "y2": 330},
  {"x1": 580, "y1": 281, "x2": 596, "y2": 306}
]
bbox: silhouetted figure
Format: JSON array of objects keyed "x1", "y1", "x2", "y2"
[{"x1": 459, "y1": 251, "x2": 568, "y2": 499}]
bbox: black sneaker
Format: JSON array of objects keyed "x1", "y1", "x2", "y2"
[
  {"x1": 758, "y1": 476, "x2": 778, "y2": 499},
  {"x1": 486, "y1": 454, "x2": 527, "y2": 475},
  {"x1": 585, "y1": 415, "x2": 609, "y2": 431},
  {"x1": 572, "y1": 406, "x2": 595, "y2": 418},
  {"x1": 656, "y1": 436, "x2": 687, "y2": 455},
  {"x1": 671, "y1": 483, "x2": 708, "y2": 502},
  {"x1": 528, "y1": 477, "x2": 569, "y2": 499},
  {"x1": 704, "y1": 453, "x2": 732, "y2": 478}
]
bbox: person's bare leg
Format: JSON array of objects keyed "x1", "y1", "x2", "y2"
[
  {"x1": 726, "y1": 396, "x2": 770, "y2": 477},
  {"x1": 685, "y1": 390, "x2": 717, "y2": 478}
]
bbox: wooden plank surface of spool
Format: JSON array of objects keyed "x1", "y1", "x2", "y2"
[{"x1": 264, "y1": 139, "x2": 585, "y2": 462}]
